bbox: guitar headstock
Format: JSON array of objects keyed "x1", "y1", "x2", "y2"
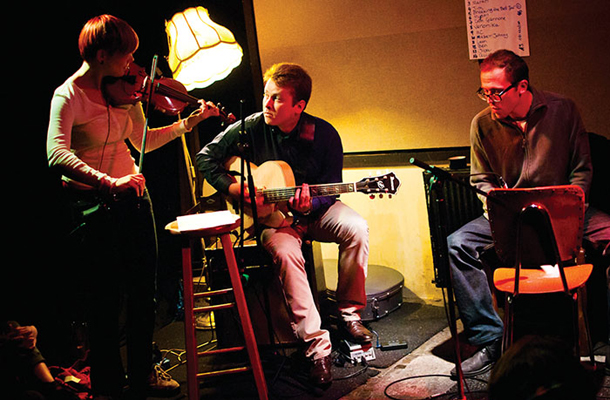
[{"x1": 356, "y1": 171, "x2": 401, "y2": 198}]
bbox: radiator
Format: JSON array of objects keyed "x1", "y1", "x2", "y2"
[{"x1": 423, "y1": 169, "x2": 483, "y2": 288}]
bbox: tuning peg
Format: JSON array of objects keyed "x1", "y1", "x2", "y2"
[
  {"x1": 369, "y1": 194, "x2": 375, "y2": 199},
  {"x1": 379, "y1": 194, "x2": 384, "y2": 199}
]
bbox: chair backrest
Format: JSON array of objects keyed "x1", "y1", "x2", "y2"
[{"x1": 487, "y1": 185, "x2": 585, "y2": 268}]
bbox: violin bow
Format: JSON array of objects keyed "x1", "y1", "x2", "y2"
[{"x1": 137, "y1": 55, "x2": 159, "y2": 174}]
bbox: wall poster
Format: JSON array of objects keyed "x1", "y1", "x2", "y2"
[{"x1": 465, "y1": 0, "x2": 530, "y2": 60}]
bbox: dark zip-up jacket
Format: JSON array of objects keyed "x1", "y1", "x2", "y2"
[{"x1": 470, "y1": 88, "x2": 592, "y2": 208}]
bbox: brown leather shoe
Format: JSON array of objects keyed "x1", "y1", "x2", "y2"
[
  {"x1": 310, "y1": 355, "x2": 333, "y2": 386},
  {"x1": 341, "y1": 320, "x2": 373, "y2": 343}
]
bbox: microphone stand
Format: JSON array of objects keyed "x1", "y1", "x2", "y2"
[
  {"x1": 409, "y1": 157, "x2": 487, "y2": 400},
  {"x1": 236, "y1": 100, "x2": 263, "y2": 249},
  {"x1": 235, "y1": 102, "x2": 276, "y2": 346}
]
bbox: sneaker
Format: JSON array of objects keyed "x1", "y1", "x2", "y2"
[
  {"x1": 195, "y1": 311, "x2": 215, "y2": 330},
  {"x1": 148, "y1": 364, "x2": 180, "y2": 395}
]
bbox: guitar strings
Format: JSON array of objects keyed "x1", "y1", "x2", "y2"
[{"x1": 262, "y1": 183, "x2": 357, "y2": 202}]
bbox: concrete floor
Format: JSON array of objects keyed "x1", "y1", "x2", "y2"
[
  {"x1": 343, "y1": 325, "x2": 482, "y2": 400},
  {"x1": 343, "y1": 323, "x2": 610, "y2": 400},
  {"x1": 149, "y1": 301, "x2": 610, "y2": 400},
  {"x1": 150, "y1": 320, "x2": 610, "y2": 400}
]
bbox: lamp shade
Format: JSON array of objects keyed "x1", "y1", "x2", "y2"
[{"x1": 166, "y1": 7, "x2": 243, "y2": 90}]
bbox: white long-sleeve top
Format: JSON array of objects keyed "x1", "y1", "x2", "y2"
[{"x1": 47, "y1": 75, "x2": 189, "y2": 191}]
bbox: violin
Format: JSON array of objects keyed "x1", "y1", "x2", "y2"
[{"x1": 102, "y1": 62, "x2": 235, "y2": 123}]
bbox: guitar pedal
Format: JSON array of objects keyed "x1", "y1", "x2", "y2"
[{"x1": 339, "y1": 339, "x2": 376, "y2": 364}]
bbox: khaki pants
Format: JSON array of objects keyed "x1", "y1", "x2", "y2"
[{"x1": 261, "y1": 201, "x2": 369, "y2": 359}]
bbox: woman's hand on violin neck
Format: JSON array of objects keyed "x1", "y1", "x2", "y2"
[{"x1": 185, "y1": 101, "x2": 221, "y2": 130}]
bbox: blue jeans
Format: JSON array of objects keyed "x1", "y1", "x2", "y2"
[{"x1": 448, "y1": 207, "x2": 610, "y2": 347}]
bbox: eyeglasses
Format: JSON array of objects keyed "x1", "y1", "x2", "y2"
[{"x1": 476, "y1": 82, "x2": 518, "y2": 102}]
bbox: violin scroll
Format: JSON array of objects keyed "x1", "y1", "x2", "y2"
[{"x1": 216, "y1": 103, "x2": 237, "y2": 125}]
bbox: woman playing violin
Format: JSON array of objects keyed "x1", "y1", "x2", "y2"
[{"x1": 46, "y1": 14, "x2": 218, "y2": 400}]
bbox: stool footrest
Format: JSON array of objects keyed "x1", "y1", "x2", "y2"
[
  {"x1": 197, "y1": 366, "x2": 252, "y2": 379},
  {"x1": 195, "y1": 303, "x2": 234, "y2": 313},
  {"x1": 198, "y1": 346, "x2": 246, "y2": 357},
  {"x1": 195, "y1": 288, "x2": 234, "y2": 298}
]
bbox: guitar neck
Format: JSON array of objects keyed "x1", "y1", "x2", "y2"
[{"x1": 262, "y1": 182, "x2": 357, "y2": 203}]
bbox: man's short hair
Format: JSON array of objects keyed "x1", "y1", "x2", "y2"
[
  {"x1": 263, "y1": 63, "x2": 312, "y2": 106},
  {"x1": 480, "y1": 49, "x2": 529, "y2": 85}
]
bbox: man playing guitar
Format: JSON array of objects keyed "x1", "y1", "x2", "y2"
[{"x1": 197, "y1": 63, "x2": 372, "y2": 387}]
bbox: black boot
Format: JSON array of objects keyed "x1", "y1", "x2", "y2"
[{"x1": 451, "y1": 339, "x2": 501, "y2": 378}]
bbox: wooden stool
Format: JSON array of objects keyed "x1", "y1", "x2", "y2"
[{"x1": 168, "y1": 218, "x2": 268, "y2": 400}]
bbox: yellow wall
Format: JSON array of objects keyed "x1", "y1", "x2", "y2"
[
  {"x1": 250, "y1": 0, "x2": 609, "y2": 303},
  {"x1": 252, "y1": 0, "x2": 610, "y2": 150},
  {"x1": 318, "y1": 165, "x2": 446, "y2": 304}
]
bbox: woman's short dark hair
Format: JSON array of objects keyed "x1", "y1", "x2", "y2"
[
  {"x1": 263, "y1": 63, "x2": 312, "y2": 106},
  {"x1": 480, "y1": 49, "x2": 529, "y2": 85},
  {"x1": 78, "y1": 14, "x2": 139, "y2": 62}
]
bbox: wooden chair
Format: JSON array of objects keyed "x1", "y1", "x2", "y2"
[{"x1": 487, "y1": 185, "x2": 594, "y2": 362}]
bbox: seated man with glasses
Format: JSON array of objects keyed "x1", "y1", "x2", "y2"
[{"x1": 447, "y1": 49, "x2": 610, "y2": 378}]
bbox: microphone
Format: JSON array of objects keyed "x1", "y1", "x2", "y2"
[
  {"x1": 410, "y1": 157, "x2": 488, "y2": 197},
  {"x1": 409, "y1": 157, "x2": 454, "y2": 181}
]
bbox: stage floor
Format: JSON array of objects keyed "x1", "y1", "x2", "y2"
[{"x1": 148, "y1": 300, "x2": 610, "y2": 400}]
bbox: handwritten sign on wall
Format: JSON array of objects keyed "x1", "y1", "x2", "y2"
[{"x1": 465, "y1": 0, "x2": 530, "y2": 60}]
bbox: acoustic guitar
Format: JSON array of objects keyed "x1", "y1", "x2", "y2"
[{"x1": 202, "y1": 158, "x2": 401, "y2": 229}]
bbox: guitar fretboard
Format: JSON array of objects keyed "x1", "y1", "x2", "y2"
[{"x1": 263, "y1": 183, "x2": 356, "y2": 203}]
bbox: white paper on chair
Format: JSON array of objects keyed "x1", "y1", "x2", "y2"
[
  {"x1": 540, "y1": 264, "x2": 560, "y2": 277},
  {"x1": 176, "y1": 211, "x2": 239, "y2": 232}
]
